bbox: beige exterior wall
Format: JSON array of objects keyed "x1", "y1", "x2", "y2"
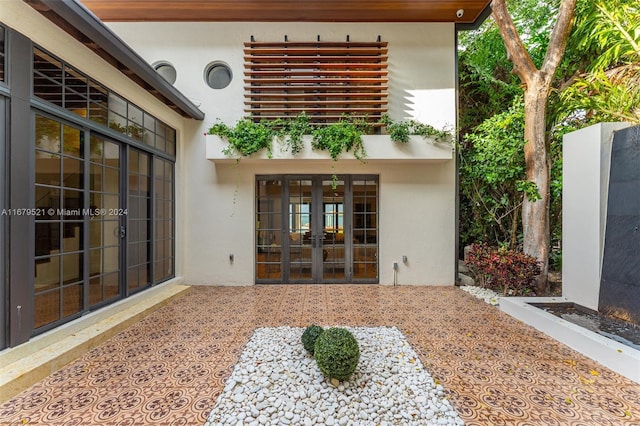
[
  {"x1": 1, "y1": 1, "x2": 190, "y2": 281},
  {"x1": 106, "y1": 21, "x2": 458, "y2": 285}
]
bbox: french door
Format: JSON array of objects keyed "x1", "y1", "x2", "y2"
[
  {"x1": 33, "y1": 117, "x2": 157, "y2": 332},
  {"x1": 256, "y1": 175, "x2": 378, "y2": 284},
  {"x1": 34, "y1": 121, "x2": 127, "y2": 331}
]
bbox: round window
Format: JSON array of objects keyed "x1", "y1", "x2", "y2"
[
  {"x1": 152, "y1": 61, "x2": 177, "y2": 85},
  {"x1": 204, "y1": 62, "x2": 233, "y2": 89}
]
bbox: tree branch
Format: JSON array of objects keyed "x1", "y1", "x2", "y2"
[
  {"x1": 491, "y1": 0, "x2": 537, "y2": 86},
  {"x1": 541, "y1": 0, "x2": 578, "y2": 82}
]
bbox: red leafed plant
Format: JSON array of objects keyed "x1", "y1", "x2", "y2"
[{"x1": 466, "y1": 243, "x2": 541, "y2": 296}]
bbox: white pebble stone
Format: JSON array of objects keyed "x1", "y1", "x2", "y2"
[{"x1": 205, "y1": 327, "x2": 464, "y2": 426}]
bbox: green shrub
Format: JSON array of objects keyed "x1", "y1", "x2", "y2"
[
  {"x1": 301, "y1": 324, "x2": 324, "y2": 354},
  {"x1": 313, "y1": 327, "x2": 360, "y2": 381}
]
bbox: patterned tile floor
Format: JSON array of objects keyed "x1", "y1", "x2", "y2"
[{"x1": 1, "y1": 285, "x2": 639, "y2": 425}]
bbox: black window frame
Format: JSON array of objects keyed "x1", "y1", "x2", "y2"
[{"x1": 32, "y1": 46, "x2": 177, "y2": 159}]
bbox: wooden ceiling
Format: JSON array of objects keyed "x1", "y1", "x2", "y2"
[{"x1": 80, "y1": 0, "x2": 492, "y2": 24}]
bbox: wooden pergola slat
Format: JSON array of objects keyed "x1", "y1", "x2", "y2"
[{"x1": 245, "y1": 40, "x2": 388, "y2": 126}]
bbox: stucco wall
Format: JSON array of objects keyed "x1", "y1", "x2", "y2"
[{"x1": 107, "y1": 22, "x2": 457, "y2": 285}]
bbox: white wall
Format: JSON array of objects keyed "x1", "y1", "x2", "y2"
[
  {"x1": 179, "y1": 158, "x2": 455, "y2": 285},
  {"x1": 107, "y1": 22, "x2": 457, "y2": 285},
  {"x1": 563, "y1": 123, "x2": 631, "y2": 310}
]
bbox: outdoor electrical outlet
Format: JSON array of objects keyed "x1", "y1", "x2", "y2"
[
  {"x1": 393, "y1": 261, "x2": 398, "y2": 270},
  {"x1": 402, "y1": 255, "x2": 408, "y2": 263},
  {"x1": 229, "y1": 254, "x2": 234, "y2": 264}
]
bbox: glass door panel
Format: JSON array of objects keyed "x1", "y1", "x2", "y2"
[
  {"x1": 288, "y1": 178, "x2": 313, "y2": 282},
  {"x1": 88, "y1": 135, "x2": 122, "y2": 307},
  {"x1": 256, "y1": 175, "x2": 378, "y2": 284},
  {"x1": 321, "y1": 178, "x2": 346, "y2": 282},
  {"x1": 256, "y1": 179, "x2": 283, "y2": 281},
  {"x1": 352, "y1": 179, "x2": 378, "y2": 280},
  {"x1": 127, "y1": 149, "x2": 151, "y2": 293},
  {"x1": 34, "y1": 116, "x2": 86, "y2": 329}
]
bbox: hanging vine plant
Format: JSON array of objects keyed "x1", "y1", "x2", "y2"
[
  {"x1": 208, "y1": 117, "x2": 277, "y2": 158},
  {"x1": 207, "y1": 113, "x2": 451, "y2": 161},
  {"x1": 380, "y1": 114, "x2": 452, "y2": 143},
  {"x1": 310, "y1": 115, "x2": 370, "y2": 162},
  {"x1": 275, "y1": 112, "x2": 313, "y2": 155}
]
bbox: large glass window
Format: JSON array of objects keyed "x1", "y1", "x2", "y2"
[
  {"x1": 33, "y1": 47, "x2": 176, "y2": 157},
  {"x1": 4, "y1": 30, "x2": 179, "y2": 344},
  {"x1": 33, "y1": 49, "x2": 63, "y2": 107},
  {"x1": 34, "y1": 114, "x2": 174, "y2": 331}
]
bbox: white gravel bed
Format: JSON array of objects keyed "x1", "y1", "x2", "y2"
[
  {"x1": 459, "y1": 285, "x2": 501, "y2": 306},
  {"x1": 205, "y1": 326, "x2": 464, "y2": 426}
]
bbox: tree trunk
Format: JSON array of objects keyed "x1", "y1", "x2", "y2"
[
  {"x1": 522, "y1": 84, "x2": 551, "y2": 292},
  {"x1": 491, "y1": 0, "x2": 576, "y2": 294},
  {"x1": 509, "y1": 203, "x2": 519, "y2": 250}
]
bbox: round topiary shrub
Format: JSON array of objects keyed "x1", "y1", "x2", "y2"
[
  {"x1": 301, "y1": 324, "x2": 324, "y2": 354},
  {"x1": 313, "y1": 327, "x2": 360, "y2": 381}
]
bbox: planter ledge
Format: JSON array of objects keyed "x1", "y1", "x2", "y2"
[{"x1": 205, "y1": 135, "x2": 453, "y2": 163}]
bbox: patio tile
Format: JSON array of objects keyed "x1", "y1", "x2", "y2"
[{"x1": 0, "y1": 285, "x2": 638, "y2": 425}]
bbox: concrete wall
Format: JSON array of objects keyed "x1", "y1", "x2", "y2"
[
  {"x1": 107, "y1": 22, "x2": 458, "y2": 285},
  {"x1": 563, "y1": 123, "x2": 631, "y2": 310}
]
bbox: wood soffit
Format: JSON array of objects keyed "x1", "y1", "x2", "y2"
[{"x1": 80, "y1": 0, "x2": 492, "y2": 24}]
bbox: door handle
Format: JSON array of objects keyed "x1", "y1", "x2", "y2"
[
  {"x1": 312, "y1": 235, "x2": 316, "y2": 248},
  {"x1": 120, "y1": 225, "x2": 126, "y2": 238}
]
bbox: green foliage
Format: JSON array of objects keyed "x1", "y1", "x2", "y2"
[
  {"x1": 274, "y1": 112, "x2": 313, "y2": 154},
  {"x1": 313, "y1": 327, "x2": 360, "y2": 381},
  {"x1": 301, "y1": 324, "x2": 324, "y2": 355},
  {"x1": 208, "y1": 117, "x2": 276, "y2": 158},
  {"x1": 459, "y1": 98, "x2": 527, "y2": 248},
  {"x1": 457, "y1": 0, "x2": 560, "y2": 136},
  {"x1": 557, "y1": 0, "x2": 640, "y2": 125},
  {"x1": 570, "y1": 0, "x2": 639, "y2": 73},
  {"x1": 549, "y1": 248, "x2": 562, "y2": 271},
  {"x1": 516, "y1": 180, "x2": 542, "y2": 202},
  {"x1": 311, "y1": 115, "x2": 369, "y2": 162},
  {"x1": 457, "y1": 0, "x2": 640, "y2": 258},
  {"x1": 208, "y1": 114, "x2": 452, "y2": 164},
  {"x1": 466, "y1": 242, "x2": 541, "y2": 296},
  {"x1": 380, "y1": 114, "x2": 451, "y2": 143}
]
